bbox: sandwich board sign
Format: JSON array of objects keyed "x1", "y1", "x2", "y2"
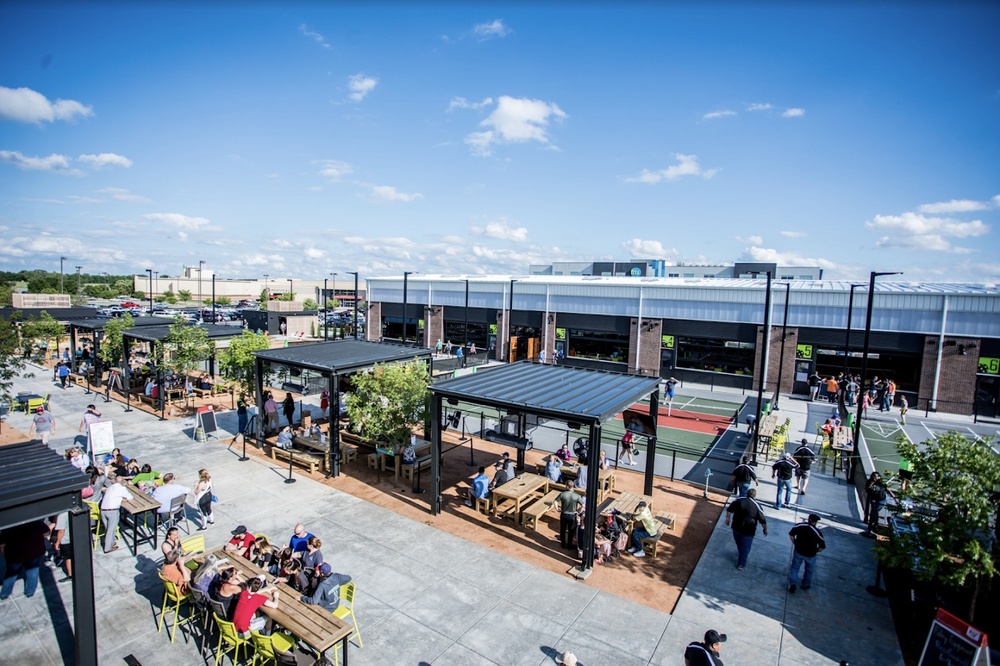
[
  {"x1": 88, "y1": 420, "x2": 115, "y2": 466},
  {"x1": 918, "y1": 608, "x2": 990, "y2": 666},
  {"x1": 196, "y1": 405, "x2": 218, "y2": 437}
]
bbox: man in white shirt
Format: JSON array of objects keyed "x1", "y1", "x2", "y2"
[
  {"x1": 100, "y1": 474, "x2": 133, "y2": 553},
  {"x1": 151, "y1": 473, "x2": 191, "y2": 522}
]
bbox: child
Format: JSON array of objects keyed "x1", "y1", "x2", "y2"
[{"x1": 899, "y1": 395, "x2": 908, "y2": 425}]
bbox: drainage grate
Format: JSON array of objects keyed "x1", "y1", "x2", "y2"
[{"x1": 123, "y1": 656, "x2": 143, "y2": 666}]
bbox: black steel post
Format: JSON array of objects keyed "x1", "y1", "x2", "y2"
[
  {"x1": 349, "y1": 271, "x2": 359, "y2": 340},
  {"x1": 464, "y1": 279, "x2": 470, "y2": 358},
  {"x1": 751, "y1": 272, "x2": 773, "y2": 465},
  {"x1": 323, "y1": 278, "x2": 328, "y2": 341},
  {"x1": 69, "y1": 504, "x2": 98, "y2": 666},
  {"x1": 644, "y1": 389, "x2": 659, "y2": 495},
  {"x1": 580, "y1": 422, "x2": 602, "y2": 573},
  {"x1": 431, "y1": 393, "x2": 443, "y2": 514},
  {"x1": 402, "y1": 272, "x2": 413, "y2": 345},
  {"x1": 146, "y1": 269, "x2": 153, "y2": 311},
  {"x1": 212, "y1": 274, "x2": 216, "y2": 323},
  {"x1": 773, "y1": 283, "x2": 790, "y2": 411},
  {"x1": 844, "y1": 283, "x2": 862, "y2": 375},
  {"x1": 507, "y1": 279, "x2": 517, "y2": 361}
]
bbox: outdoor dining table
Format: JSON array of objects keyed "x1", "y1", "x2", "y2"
[
  {"x1": 490, "y1": 472, "x2": 550, "y2": 518},
  {"x1": 373, "y1": 442, "x2": 431, "y2": 481},
  {"x1": 601, "y1": 490, "x2": 653, "y2": 517},
  {"x1": 206, "y1": 547, "x2": 354, "y2": 664},
  {"x1": 120, "y1": 487, "x2": 161, "y2": 555},
  {"x1": 533, "y1": 459, "x2": 617, "y2": 501},
  {"x1": 15, "y1": 393, "x2": 42, "y2": 411},
  {"x1": 831, "y1": 427, "x2": 853, "y2": 473}
]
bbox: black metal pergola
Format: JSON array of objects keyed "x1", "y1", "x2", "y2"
[
  {"x1": 429, "y1": 361, "x2": 661, "y2": 574},
  {"x1": 253, "y1": 340, "x2": 434, "y2": 476},
  {"x1": 0, "y1": 442, "x2": 94, "y2": 665},
  {"x1": 67, "y1": 316, "x2": 177, "y2": 384}
]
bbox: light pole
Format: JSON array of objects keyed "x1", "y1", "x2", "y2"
[
  {"x1": 152, "y1": 271, "x2": 158, "y2": 302},
  {"x1": 75, "y1": 266, "x2": 82, "y2": 295},
  {"x1": 507, "y1": 278, "x2": 518, "y2": 361},
  {"x1": 750, "y1": 271, "x2": 772, "y2": 465},
  {"x1": 401, "y1": 272, "x2": 414, "y2": 344},
  {"x1": 850, "y1": 271, "x2": 902, "y2": 483},
  {"x1": 146, "y1": 269, "x2": 153, "y2": 311},
  {"x1": 347, "y1": 271, "x2": 359, "y2": 340},
  {"x1": 843, "y1": 283, "x2": 865, "y2": 375},
  {"x1": 464, "y1": 279, "x2": 470, "y2": 356},
  {"x1": 212, "y1": 274, "x2": 217, "y2": 323},
  {"x1": 773, "y1": 282, "x2": 791, "y2": 411},
  {"x1": 60, "y1": 256, "x2": 67, "y2": 293},
  {"x1": 198, "y1": 260, "x2": 205, "y2": 306},
  {"x1": 287, "y1": 278, "x2": 293, "y2": 301},
  {"x1": 263, "y1": 274, "x2": 269, "y2": 301}
]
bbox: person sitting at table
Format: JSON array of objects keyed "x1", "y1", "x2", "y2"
[
  {"x1": 545, "y1": 457, "x2": 563, "y2": 484},
  {"x1": 65, "y1": 447, "x2": 88, "y2": 473},
  {"x1": 489, "y1": 460, "x2": 512, "y2": 491},
  {"x1": 289, "y1": 523, "x2": 314, "y2": 557},
  {"x1": 253, "y1": 536, "x2": 276, "y2": 571},
  {"x1": 276, "y1": 555, "x2": 302, "y2": 588},
  {"x1": 502, "y1": 452, "x2": 516, "y2": 479},
  {"x1": 151, "y1": 473, "x2": 191, "y2": 523},
  {"x1": 160, "y1": 550, "x2": 192, "y2": 594},
  {"x1": 627, "y1": 501, "x2": 657, "y2": 559},
  {"x1": 464, "y1": 466, "x2": 491, "y2": 507},
  {"x1": 271, "y1": 547, "x2": 293, "y2": 577},
  {"x1": 102, "y1": 447, "x2": 127, "y2": 466},
  {"x1": 161, "y1": 526, "x2": 188, "y2": 559},
  {"x1": 597, "y1": 450, "x2": 611, "y2": 471},
  {"x1": 233, "y1": 575, "x2": 280, "y2": 636},
  {"x1": 225, "y1": 525, "x2": 257, "y2": 560},
  {"x1": 556, "y1": 443, "x2": 573, "y2": 463},
  {"x1": 84, "y1": 466, "x2": 106, "y2": 500},
  {"x1": 573, "y1": 459, "x2": 588, "y2": 491},
  {"x1": 110, "y1": 454, "x2": 134, "y2": 480},
  {"x1": 191, "y1": 553, "x2": 232, "y2": 595},
  {"x1": 210, "y1": 567, "x2": 244, "y2": 620},
  {"x1": 275, "y1": 427, "x2": 294, "y2": 450},
  {"x1": 300, "y1": 563, "x2": 352, "y2": 612},
  {"x1": 820, "y1": 419, "x2": 835, "y2": 444},
  {"x1": 297, "y1": 536, "x2": 324, "y2": 593},
  {"x1": 144, "y1": 377, "x2": 155, "y2": 397},
  {"x1": 401, "y1": 438, "x2": 417, "y2": 466}
]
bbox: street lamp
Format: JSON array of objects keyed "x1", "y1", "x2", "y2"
[
  {"x1": 843, "y1": 283, "x2": 865, "y2": 375},
  {"x1": 507, "y1": 278, "x2": 518, "y2": 361},
  {"x1": 750, "y1": 271, "x2": 772, "y2": 465},
  {"x1": 60, "y1": 256, "x2": 67, "y2": 293},
  {"x1": 145, "y1": 269, "x2": 153, "y2": 311},
  {"x1": 773, "y1": 282, "x2": 791, "y2": 411},
  {"x1": 850, "y1": 271, "x2": 902, "y2": 483},
  {"x1": 75, "y1": 266, "x2": 82, "y2": 296},
  {"x1": 287, "y1": 278, "x2": 293, "y2": 301},
  {"x1": 347, "y1": 271, "x2": 359, "y2": 340},
  {"x1": 198, "y1": 260, "x2": 205, "y2": 306},
  {"x1": 464, "y1": 279, "x2": 470, "y2": 358},
  {"x1": 263, "y1": 274, "x2": 269, "y2": 301},
  {"x1": 401, "y1": 272, "x2": 414, "y2": 344}
]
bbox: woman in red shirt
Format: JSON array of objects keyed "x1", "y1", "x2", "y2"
[{"x1": 231, "y1": 576, "x2": 279, "y2": 635}]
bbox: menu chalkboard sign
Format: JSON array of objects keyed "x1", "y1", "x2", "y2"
[
  {"x1": 197, "y1": 406, "x2": 218, "y2": 435},
  {"x1": 918, "y1": 608, "x2": 989, "y2": 666}
]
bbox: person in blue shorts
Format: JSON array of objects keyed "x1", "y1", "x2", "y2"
[{"x1": 664, "y1": 376, "x2": 679, "y2": 403}]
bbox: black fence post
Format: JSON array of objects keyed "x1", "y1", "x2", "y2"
[
  {"x1": 285, "y1": 449, "x2": 296, "y2": 484},
  {"x1": 671, "y1": 450, "x2": 676, "y2": 481}
]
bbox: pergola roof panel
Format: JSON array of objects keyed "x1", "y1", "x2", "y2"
[{"x1": 254, "y1": 339, "x2": 433, "y2": 375}]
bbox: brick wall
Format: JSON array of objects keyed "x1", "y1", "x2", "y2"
[
  {"x1": 753, "y1": 326, "x2": 799, "y2": 396},
  {"x1": 918, "y1": 336, "x2": 981, "y2": 415},
  {"x1": 424, "y1": 305, "x2": 444, "y2": 348},
  {"x1": 366, "y1": 302, "x2": 381, "y2": 341}
]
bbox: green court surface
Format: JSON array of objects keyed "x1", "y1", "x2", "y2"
[{"x1": 860, "y1": 420, "x2": 907, "y2": 476}]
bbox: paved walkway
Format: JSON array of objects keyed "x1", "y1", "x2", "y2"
[{"x1": 1, "y1": 369, "x2": 905, "y2": 665}]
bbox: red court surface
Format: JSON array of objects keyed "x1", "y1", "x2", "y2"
[{"x1": 616, "y1": 407, "x2": 733, "y2": 435}]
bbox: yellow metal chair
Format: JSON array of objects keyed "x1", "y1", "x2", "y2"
[
  {"x1": 85, "y1": 500, "x2": 119, "y2": 550},
  {"x1": 332, "y1": 581, "x2": 362, "y2": 648},
  {"x1": 181, "y1": 533, "x2": 205, "y2": 557},
  {"x1": 26, "y1": 397, "x2": 45, "y2": 412},
  {"x1": 213, "y1": 614, "x2": 251, "y2": 666},
  {"x1": 43, "y1": 392, "x2": 51, "y2": 408},
  {"x1": 250, "y1": 630, "x2": 296, "y2": 666},
  {"x1": 156, "y1": 572, "x2": 195, "y2": 643}
]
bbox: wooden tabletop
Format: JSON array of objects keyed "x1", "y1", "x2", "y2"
[
  {"x1": 294, "y1": 435, "x2": 329, "y2": 452},
  {"x1": 492, "y1": 473, "x2": 549, "y2": 502},
  {"x1": 602, "y1": 490, "x2": 653, "y2": 516},
  {"x1": 207, "y1": 548, "x2": 352, "y2": 655},
  {"x1": 534, "y1": 459, "x2": 615, "y2": 482},
  {"x1": 122, "y1": 486, "x2": 160, "y2": 515},
  {"x1": 831, "y1": 427, "x2": 853, "y2": 451}
]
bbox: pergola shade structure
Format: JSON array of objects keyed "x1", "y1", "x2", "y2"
[
  {"x1": 66, "y1": 316, "x2": 179, "y2": 382},
  {"x1": 253, "y1": 340, "x2": 434, "y2": 475},
  {"x1": 0, "y1": 442, "x2": 95, "y2": 665},
  {"x1": 429, "y1": 361, "x2": 661, "y2": 572}
]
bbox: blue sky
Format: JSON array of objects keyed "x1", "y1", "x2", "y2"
[{"x1": 1, "y1": 3, "x2": 998, "y2": 283}]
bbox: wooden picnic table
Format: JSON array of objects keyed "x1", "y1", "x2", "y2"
[
  {"x1": 755, "y1": 413, "x2": 779, "y2": 456},
  {"x1": 830, "y1": 427, "x2": 853, "y2": 473},
  {"x1": 375, "y1": 441, "x2": 431, "y2": 481},
  {"x1": 532, "y1": 458, "x2": 616, "y2": 501},
  {"x1": 490, "y1": 472, "x2": 549, "y2": 519},
  {"x1": 207, "y1": 548, "x2": 353, "y2": 663},
  {"x1": 601, "y1": 490, "x2": 653, "y2": 517},
  {"x1": 120, "y1": 487, "x2": 161, "y2": 554}
]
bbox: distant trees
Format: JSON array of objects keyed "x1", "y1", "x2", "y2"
[
  {"x1": 19, "y1": 312, "x2": 66, "y2": 357},
  {"x1": 178, "y1": 289, "x2": 192, "y2": 302},
  {"x1": 219, "y1": 330, "x2": 270, "y2": 396},
  {"x1": 97, "y1": 313, "x2": 134, "y2": 367},
  {"x1": 302, "y1": 298, "x2": 318, "y2": 311}
]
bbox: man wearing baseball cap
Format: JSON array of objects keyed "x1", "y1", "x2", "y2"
[
  {"x1": 224, "y1": 525, "x2": 257, "y2": 560},
  {"x1": 685, "y1": 630, "x2": 726, "y2": 665},
  {"x1": 28, "y1": 405, "x2": 55, "y2": 446},
  {"x1": 788, "y1": 514, "x2": 826, "y2": 593},
  {"x1": 300, "y1": 562, "x2": 352, "y2": 612}
]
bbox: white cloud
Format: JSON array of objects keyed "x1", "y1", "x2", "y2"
[
  {"x1": 747, "y1": 103, "x2": 772, "y2": 111},
  {"x1": 78, "y1": 153, "x2": 132, "y2": 169},
  {"x1": 622, "y1": 239, "x2": 679, "y2": 259},
  {"x1": 299, "y1": 24, "x2": 332, "y2": 50},
  {"x1": 873, "y1": 235, "x2": 972, "y2": 253},
  {"x1": 97, "y1": 187, "x2": 149, "y2": 203},
  {"x1": 918, "y1": 199, "x2": 990, "y2": 214},
  {"x1": 473, "y1": 19, "x2": 511, "y2": 39},
  {"x1": 780, "y1": 230, "x2": 808, "y2": 238},
  {"x1": 143, "y1": 212, "x2": 211, "y2": 230},
  {"x1": 865, "y1": 212, "x2": 989, "y2": 238},
  {"x1": 465, "y1": 96, "x2": 566, "y2": 156},
  {"x1": 0, "y1": 86, "x2": 93, "y2": 124},
  {"x1": 348, "y1": 74, "x2": 378, "y2": 102},
  {"x1": 782, "y1": 107, "x2": 806, "y2": 118},
  {"x1": 448, "y1": 96, "x2": 493, "y2": 112},
  {"x1": 625, "y1": 154, "x2": 719, "y2": 183},
  {"x1": 368, "y1": 185, "x2": 423, "y2": 203},
  {"x1": 0, "y1": 150, "x2": 81, "y2": 175},
  {"x1": 737, "y1": 235, "x2": 763, "y2": 245},
  {"x1": 470, "y1": 219, "x2": 528, "y2": 242},
  {"x1": 177, "y1": 231, "x2": 189, "y2": 242},
  {"x1": 315, "y1": 159, "x2": 353, "y2": 180},
  {"x1": 304, "y1": 247, "x2": 324, "y2": 259},
  {"x1": 703, "y1": 110, "x2": 737, "y2": 119},
  {"x1": 741, "y1": 246, "x2": 838, "y2": 270}
]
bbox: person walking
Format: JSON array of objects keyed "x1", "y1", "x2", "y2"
[
  {"x1": 724, "y1": 489, "x2": 768, "y2": 571},
  {"x1": 263, "y1": 392, "x2": 279, "y2": 434},
  {"x1": 730, "y1": 456, "x2": 758, "y2": 498},
  {"x1": 899, "y1": 394, "x2": 908, "y2": 425},
  {"x1": 771, "y1": 453, "x2": 798, "y2": 509},
  {"x1": 236, "y1": 394, "x2": 249, "y2": 436},
  {"x1": 0, "y1": 520, "x2": 51, "y2": 599},
  {"x1": 57, "y1": 360, "x2": 70, "y2": 389},
  {"x1": 193, "y1": 469, "x2": 214, "y2": 530},
  {"x1": 685, "y1": 629, "x2": 726, "y2": 666},
  {"x1": 788, "y1": 514, "x2": 826, "y2": 593},
  {"x1": 792, "y1": 439, "x2": 816, "y2": 495},
  {"x1": 556, "y1": 485, "x2": 584, "y2": 550},
  {"x1": 282, "y1": 392, "x2": 296, "y2": 427},
  {"x1": 28, "y1": 406, "x2": 56, "y2": 446}
]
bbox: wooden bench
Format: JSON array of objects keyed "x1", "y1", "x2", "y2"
[
  {"x1": 640, "y1": 511, "x2": 677, "y2": 558},
  {"x1": 269, "y1": 446, "x2": 323, "y2": 475},
  {"x1": 69, "y1": 373, "x2": 87, "y2": 387},
  {"x1": 342, "y1": 444, "x2": 358, "y2": 464},
  {"x1": 401, "y1": 454, "x2": 432, "y2": 481},
  {"x1": 520, "y1": 489, "x2": 560, "y2": 530}
]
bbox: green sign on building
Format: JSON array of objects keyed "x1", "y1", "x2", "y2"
[
  {"x1": 796, "y1": 344, "x2": 813, "y2": 359},
  {"x1": 661, "y1": 334, "x2": 674, "y2": 348},
  {"x1": 978, "y1": 357, "x2": 1000, "y2": 375},
  {"x1": 555, "y1": 328, "x2": 566, "y2": 340}
]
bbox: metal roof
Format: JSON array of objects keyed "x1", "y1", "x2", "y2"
[
  {"x1": 69, "y1": 316, "x2": 180, "y2": 331},
  {"x1": 123, "y1": 323, "x2": 244, "y2": 343},
  {"x1": 254, "y1": 339, "x2": 433, "y2": 375},
  {"x1": 430, "y1": 361, "x2": 661, "y2": 425},
  {"x1": 0, "y1": 441, "x2": 89, "y2": 529}
]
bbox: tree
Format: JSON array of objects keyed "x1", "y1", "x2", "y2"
[
  {"x1": 98, "y1": 313, "x2": 134, "y2": 367},
  {"x1": 133, "y1": 290, "x2": 145, "y2": 300},
  {"x1": 157, "y1": 316, "x2": 213, "y2": 378},
  {"x1": 259, "y1": 288, "x2": 269, "y2": 310},
  {"x1": 178, "y1": 289, "x2": 191, "y2": 302},
  {"x1": 218, "y1": 329, "x2": 270, "y2": 396},
  {"x1": 877, "y1": 431, "x2": 1000, "y2": 622},
  {"x1": 113, "y1": 278, "x2": 132, "y2": 296},
  {"x1": 345, "y1": 360, "x2": 430, "y2": 446},
  {"x1": 0, "y1": 318, "x2": 28, "y2": 416},
  {"x1": 302, "y1": 298, "x2": 318, "y2": 311},
  {"x1": 215, "y1": 296, "x2": 231, "y2": 306},
  {"x1": 20, "y1": 311, "x2": 66, "y2": 357}
]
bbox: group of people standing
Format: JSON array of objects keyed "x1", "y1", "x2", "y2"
[{"x1": 808, "y1": 371, "x2": 905, "y2": 418}]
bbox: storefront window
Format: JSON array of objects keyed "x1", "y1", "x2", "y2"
[
  {"x1": 566, "y1": 329, "x2": 629, "y2": 362},
  {"x1": 676, "y1": 337, "x2": 755, "y2": 375}
]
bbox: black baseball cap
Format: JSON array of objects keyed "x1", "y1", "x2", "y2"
[
  {"x1": 231, "y1": 525, "x2": 248, "y2": 535},
  {"x1": 705, "y1": 630, "x2": 727, "y2": 645}
]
